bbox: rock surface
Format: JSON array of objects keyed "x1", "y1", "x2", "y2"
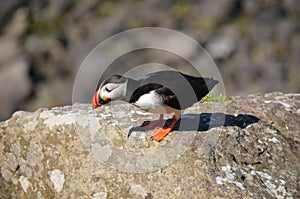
[{"x1": 0, "y1": 92, "x2": 299, "y2": 198}]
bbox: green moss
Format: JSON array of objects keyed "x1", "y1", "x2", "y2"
[{"x1": 200, "y1": 93, "x2": 230, "y2": 103}]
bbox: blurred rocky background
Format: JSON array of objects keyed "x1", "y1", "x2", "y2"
[{"x1": 0, "y1": 0, "x2": 299, "y2": 121}]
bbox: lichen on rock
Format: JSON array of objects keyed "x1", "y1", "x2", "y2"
[{"x1": 49, "y1": 169, "x2": 65, "y2": 193}]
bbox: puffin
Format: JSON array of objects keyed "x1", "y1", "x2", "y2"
[{"x1": 92, "y1": 70, "x2": 218, "y2": 142}]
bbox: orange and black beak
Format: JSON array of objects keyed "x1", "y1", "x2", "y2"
[
  {"x1": 92, "y1": 91, "x2": 110, "y2": 109},
  {"x1": 92, "y1": 92, "x2": 99, "y2": 109}
]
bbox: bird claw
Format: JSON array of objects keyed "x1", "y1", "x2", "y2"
[
  {"x1": 129, "y1": 116, "x2": 177, "y2": 141},
  {"x1": 127, "y1": 130, "x2": 134, "y2": 138},
  {"x1": 140, "y1": 120, "x2": 151, "y2": 127},
  {"x1": 127, "y1": 126, "x2": 144, "y2": 138},
  {"x1": 140, "y1": 119, "x2": 164, "y2": 131}
]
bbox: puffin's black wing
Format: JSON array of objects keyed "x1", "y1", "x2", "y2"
[{"x1": 128, "y1": 71, "x2": 218, "y2": 110}]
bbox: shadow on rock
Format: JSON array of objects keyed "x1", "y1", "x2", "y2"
[{"x1": 129, "y1": 113, "x2": 260, "y2": 135}]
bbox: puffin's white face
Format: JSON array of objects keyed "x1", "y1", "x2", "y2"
[
  {"x1": 92, "y1": 75, "x2": 128, "y2": 109},
  {"x1": 100, "y1": 81, "x2": 127, "y2": 100}
]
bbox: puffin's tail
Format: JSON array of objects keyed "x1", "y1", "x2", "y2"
[
  {"x1": 204, "y1": 78, "x2": 219, "y2": 91},
  {"x1": 191, "y1": 77, "x2": 219, "y2": 101}
]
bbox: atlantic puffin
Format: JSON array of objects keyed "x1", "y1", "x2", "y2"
[{"x1": 92, "y1": 70, "x2": 218, "y2": 142}]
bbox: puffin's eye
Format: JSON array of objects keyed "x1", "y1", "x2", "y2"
[{"x1": 105, "y1": 87, "x2": 112, "y2": 92}]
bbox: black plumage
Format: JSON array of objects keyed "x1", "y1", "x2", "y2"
[
  {"x1": 96, "y1": 70, "x2": 218, "y2": 110},
  {"x1": 127, "y1": 71, "x2": 218, "y2": 110}
]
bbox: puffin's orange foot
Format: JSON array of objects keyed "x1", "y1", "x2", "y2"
[
  {"x1": 151, "y1": 127, "x2": 172, "y2": 142},
  {"x1": 150, "y1": 117, "x2": 178, "y2": 142}
]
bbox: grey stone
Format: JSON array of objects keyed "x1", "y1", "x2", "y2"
[{"x1": 0, "y1": 92, "x2": 299, "y2": 198}]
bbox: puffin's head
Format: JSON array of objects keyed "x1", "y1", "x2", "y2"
[{"x1": 92, "y1": 75, "x2": 128, "y2": 109}]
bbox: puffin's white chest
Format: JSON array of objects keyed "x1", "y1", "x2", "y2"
[{"x1": 133, "y1": 91, "x2": 166, "y2": 113}]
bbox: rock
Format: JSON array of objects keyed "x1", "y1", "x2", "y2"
[
  {"x1": 129, "y1": 184, "x2": 148, "y2": 198},
  {"x1": 0, "y1": 92, "x2": 299, "y2": 198},
  {"x1": 49, "y1": 169, "x2": 65, "y2": 193}
]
